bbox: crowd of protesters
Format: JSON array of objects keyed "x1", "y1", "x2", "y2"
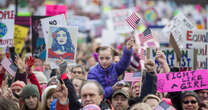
[{"x1": 1, "y1": 0, "x2": 208, "y2": 110}]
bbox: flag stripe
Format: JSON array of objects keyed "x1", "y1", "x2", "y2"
[{"x1": 126, "y1": 12, "x2": 140, "y2": 30}]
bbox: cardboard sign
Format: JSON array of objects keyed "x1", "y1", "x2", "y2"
[
  {"x1": 148, "y1": 48, "x2": 194, "y2": 71},
  {"x1": 163, "y1": 12, "x2": 195, "y2": 49},
  {"x1": 67, "y1": 15, "x2": 90, "y2": 32},
  {"x1": 0, "y1": 9, "x2": 15, "y2": 47},
  {"x1": 47, "y1": 26, "x2": 78, "y2": 63},
  {"x1": 41, "y1": 14, "x2": 67, "y2": 48},
  {"x1": 157, "y1": 69, "x2": 208, "y2": 93},
  {"x1": 169, "y1": 33, "x2": 182, "y2": 61},
  {"x1": 46, "y1": 5, "x2": 67, "y2": 16},
  {"x1": 14, "y1": 25, "x2": 29, "y2": 54},
  {"x1": 1, "y1": 57, "x2": 17, "y2": 76},
  {"x1": 109, "y1": 9, "x2": 132, "y2": 33}
]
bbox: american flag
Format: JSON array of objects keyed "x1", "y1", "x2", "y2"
[
  {"x1": 139, "y1": 28, "x2": 153, "y2": 43},
  {"x1": 1, "y1": 57, "x2": 17, "y2": 76},
  {"x1": 139, "y1": 48, "x2": 145, "y2": 60},
  {"x1": 124, "y1": 72, "x2": 142, "y2": 82},
  {"x1": 126, "y1": 12, "x2": 140, "y2": 30}
]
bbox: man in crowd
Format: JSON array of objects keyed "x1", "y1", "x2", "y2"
[
  {"x1": 80, "y1": 80, "x2": 112, "y2": 110},
  {"x1": 111, "y1": 88, "x2": 129, "y2": 110}
]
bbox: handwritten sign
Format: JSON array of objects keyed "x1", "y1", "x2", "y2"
[
  {"x1": 163, "y1": 12, "x2": 195, "y2": 49},
  {"x1": 0, "y1": 9, "x2": 15, "y2": 47},
  {"x1": 148, "y1": 48, "x2": 194, "y2": 71},
  {"x1": 41, "y1": 14, "x2": 67, "y2": 48},
  {"x1": 109, "y1": 9, "x2": 132, "y2": 33},
  {"x1": 14, "y1": 25, "x2": 29, "y2": 54},
  {"x1": 184, "y1": 30, "x2": 208, "y2": 69},
  {"x1": 46, "y1": 5, "x2": 67, "y2": 16},
  {"x1": 157, "y1": 69, "x2": 208, "y2": 93}
]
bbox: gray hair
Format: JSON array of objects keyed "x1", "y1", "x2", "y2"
[{"x1": 80, "y1": 80, "x2": 104, "y2": 95}]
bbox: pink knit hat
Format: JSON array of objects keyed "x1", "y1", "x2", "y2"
[
  {"x1": 11, "y1": 80, "x2": 26, "y2": 89},
  {"x1": 83, "y1": 104, "x2": 101, "y2": 110}
]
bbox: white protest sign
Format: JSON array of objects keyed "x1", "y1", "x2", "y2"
[
  {"x1": 184, "y1": 29, "x2": 208, "y2": 69},
  {"x1": 163, "y1": 12, "x2": 195, "y2": 49},
  {"x1": 41, "y1": 14, "x2": 67, "y2": 48},
  {"x1": 0, "y1": 8, "x2": 15, "y2": 47},
  {"x1": 101, "y1": 29, "x2": 119, "y2": 46},
  {"x1": 109, "y1": 9, "x2": 133, "y2": 33},
  {"x1": 67, "y1": 15, "x2": 90, "y2": 32}
]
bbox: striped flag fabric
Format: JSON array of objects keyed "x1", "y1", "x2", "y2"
[
  {"x1": 1, "y1": 57, "x2": 17, "y2": 76},
  {"x1": 124, "y1": 72, "x2": 142, "y2": 82},
  {"x1": 139, "y1": 27, "x2": 153, "y2": 43},
  {"x1": 126, "y1": 12, "x2": 140, "y2": 30}
]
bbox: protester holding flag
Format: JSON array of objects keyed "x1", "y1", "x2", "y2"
[{"x1": 88, "y1": 39, "x2": 134, "y2": 98}]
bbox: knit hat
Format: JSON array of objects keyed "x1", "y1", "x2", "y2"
[
  {"x1": 181, "y1": 91, "x2": 200, "y2": 103},
  {"x1": 143, "y1": 94, "x2": 161, "y2": 103},
  {"x1": 21, "y1": 84, "x2": 40, "y2": 100},
  {"x1": 11, "y1": 80, "x2": 25, "y2": 90},
  {"x1": 83, "y1": 104, "x2": 101, "y2": 110}
]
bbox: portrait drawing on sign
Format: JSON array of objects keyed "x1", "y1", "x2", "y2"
[{"x1": 48, "y1": 27, "x2": 75, "y2": 60}]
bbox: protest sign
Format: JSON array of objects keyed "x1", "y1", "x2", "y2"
[
  {"x1": 14, "y1": 25, "x2": 29, "y2": 54},
  {"x1": 101, "y1": 29, "x2": 120, "y2": 46},
  {"x1": 169, "y1": 33, "x2": 181, "y2": 61},
  {"x1": 40, "y1": 14, "x2": 67, "y2": 48},
  {"x1": 109, "y1": 9, "x2": 133, "y2": 33},
  {"x1": 47, "y1": 26, "x2": 77, "y2": 63},
  {"x1": 1, "y1": 57, "x2": 17, "y2": 76},
  {"x1": 157, "y1": 69, "x2": 208, "y2": 93},
  {"x1": 0, "y1": 9, "x2": 15, "y2": 47},
  {"x1": 67, "y1": 15, "x2": 90, "y2": 32},
  {"x1": 124, "y1": 72, "x2": 142, "y2": 82},
  {"x1": 148, "y1": 48, "x2": 194, "y2": 71},
  {"x1": 46, "y1": 5, "x2": 67, "y2": 16},
  {"x1": 90, "y1": 20, "x2": 105, "y2": 37},
  {"x1": 184, "y1": 29, "x2": 208, "y2": 69},
  {"x1": 163, "y1": 12, "x2": 195, "y2": 49},
  {"x1": 32, "y1": 16, "x2": 48, "y2": 60}
]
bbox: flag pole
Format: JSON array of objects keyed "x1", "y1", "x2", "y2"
[{"x1": 15, "y1": 0, "x2": 18, "y2": 16}]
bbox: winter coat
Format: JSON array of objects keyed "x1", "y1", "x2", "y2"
[{"x1": 88, "y1": 47, "x2": 133, "y2": 98}]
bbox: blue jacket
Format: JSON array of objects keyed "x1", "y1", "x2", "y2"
[{"x1": 88, "y1": 47, "x2": 133, "y2": 98}]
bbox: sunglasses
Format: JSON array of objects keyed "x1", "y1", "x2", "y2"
[{"x1": 183, "y1": 100, "x2": 197, "y2": 104}]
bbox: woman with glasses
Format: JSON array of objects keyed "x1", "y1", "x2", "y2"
[{"x1": 181, "y1": 91, "x2": 200, "y2": 110}]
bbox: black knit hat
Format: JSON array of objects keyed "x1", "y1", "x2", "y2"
[
  {"x1": 21, "y1": 84, "x2": 40, "y2": 100},
  {"x1": 181, "y1": 91, "x2": 200, "y2": 103}
]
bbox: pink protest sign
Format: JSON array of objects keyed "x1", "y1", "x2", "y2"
[
  {"x1": 46, "y1": 5, "x2": 67, "y2": 16},
  {"x1": 157, "y1": 70, "x2": 208, "y2": 93}
]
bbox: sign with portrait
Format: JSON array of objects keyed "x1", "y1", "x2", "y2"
[
  {"x1": 0, "y1": 8, "x2": 15, "y2": 47},
  {"x1": 47, "y1": 26, "x2": 78, "y2": 63}
]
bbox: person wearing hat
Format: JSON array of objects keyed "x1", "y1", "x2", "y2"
[
  {"x1": 111, "y1": 88, "x2": 129, "y2": 110},
  {"x1": 11, "y1": 80, "x2": 26, "y2": 97},
  {"x1": 20, "y1": 84, "x2": 42, "y2": 110}
]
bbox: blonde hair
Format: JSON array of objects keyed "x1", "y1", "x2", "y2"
[{"x1": 130, "y1": 103, "x2": 153, "y2": 110}]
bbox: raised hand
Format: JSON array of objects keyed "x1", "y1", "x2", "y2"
[
  {"x1": 55, "y1": 82, "x2": 68, "y2": 104},
  {"x1": 144, "y1": 59, "x2": 155, "y2": 72},
  {"x1": 14, "y1": 55, "x2": 26, "y2": 73},
  {"x1": 155, "y1": 49, "x2": 167, "y2": 65},
  {"x1": 126, "y1": 38, "x2": 135, "y2": 50}
]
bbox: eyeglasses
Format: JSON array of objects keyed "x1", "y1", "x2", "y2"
[{"x1": 183, "y1": 100, "x2": 197, "y2": 104}]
